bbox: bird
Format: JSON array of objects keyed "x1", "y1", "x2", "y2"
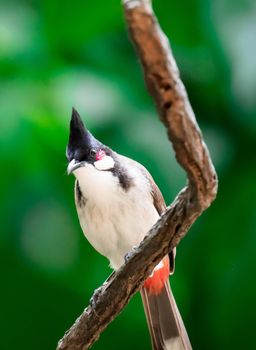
[{"x1": 66, "y1": 108, "x2": 192, "y2": 350}]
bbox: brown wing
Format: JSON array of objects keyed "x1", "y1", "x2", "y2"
[
  {"x1": 143, "y1": 168, "x2": 166, "y2": 216},
  {"x1": 119, "y1": 154, "x2": 175, "y2": 273},
  {"x1": 138, "y1": 164, "x2": 175, "y2": 273}
]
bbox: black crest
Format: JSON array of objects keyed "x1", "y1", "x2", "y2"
[{"x1": 66, "y1": 108, "x2": 102, "y2": 163}]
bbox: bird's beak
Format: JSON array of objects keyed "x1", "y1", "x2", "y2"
[{"x1": 67, "y1": 159, "x2": 86, "y2": 175}]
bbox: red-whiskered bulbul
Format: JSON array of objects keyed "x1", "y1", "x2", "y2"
[{"x1": 66, "y1": 108, "x2": 192, "y2": 350}]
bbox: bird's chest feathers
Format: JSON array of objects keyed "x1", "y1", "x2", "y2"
[
  {"x1": 76, "y1": 164, "x2": 140, "y2": 226},
  {"x1": 74, "y1": 164, "x2": 158, "y2": 269}
]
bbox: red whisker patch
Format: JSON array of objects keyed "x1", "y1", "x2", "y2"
[{"x1": 96, "y1": 149, "x2": 106, "y2": 160}]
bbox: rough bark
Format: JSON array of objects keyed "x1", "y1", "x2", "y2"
[{"x1": 57, "y1": 0, "x2": 218, "y2": 349}]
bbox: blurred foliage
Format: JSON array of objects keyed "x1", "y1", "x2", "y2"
[{"x1": 0, "y1": 0, "x2": 255, "y2": 349}]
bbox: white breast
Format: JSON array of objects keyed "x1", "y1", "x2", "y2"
[{"x1": 73, "y1": 162, "x2": 159, "y2": 270}]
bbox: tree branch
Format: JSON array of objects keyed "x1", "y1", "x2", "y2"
[{"x1": 57, "y1": 1, "x2": 218, "y2": 349}]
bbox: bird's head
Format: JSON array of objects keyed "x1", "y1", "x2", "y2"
[{"x1": 66, "y1": 108, "x2": 115, "y2": 175}]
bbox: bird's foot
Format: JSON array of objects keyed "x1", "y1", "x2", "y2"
[
  {"x1": 89, "y1": 271, "x2": 116, "y2": 310},
  {"x1": 90, "y1": 286, "x2": 102, "y2": 309},
  {"x1": 124, "y1": 245, "x2": 137, "y2": 263}
]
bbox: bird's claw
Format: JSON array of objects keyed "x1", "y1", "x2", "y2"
[
  {"x1": 90, "y1": 286, "x2": 102, "y2": 308},
  {"x1": 124, "y1": 245, "x2": 137, "y2": 263}
]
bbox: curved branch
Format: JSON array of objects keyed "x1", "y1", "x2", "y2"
[{"x1": 57, "y1": 1, "x2": 218, "y2": 349}]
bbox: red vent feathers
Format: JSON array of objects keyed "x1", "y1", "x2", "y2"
[{"x1": 143, "y1": 256, "x2": 170, "y2": 295}]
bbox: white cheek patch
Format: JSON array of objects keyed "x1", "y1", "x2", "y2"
[{"x1": 94, "y1": 155, "x2": 115, "y2": 171}]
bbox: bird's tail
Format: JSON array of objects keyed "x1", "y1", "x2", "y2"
[{"x1": 140, "y1": 256, "x2": 192, "y2": 350}]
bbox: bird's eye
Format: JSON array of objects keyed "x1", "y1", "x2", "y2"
[{"x1": 90, "y1": 149, "x2": 97, "y2": 158}]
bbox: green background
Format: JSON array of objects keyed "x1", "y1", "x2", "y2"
[{"x1": 1, "y1": 0, "x2": 255, "y2": 349}]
